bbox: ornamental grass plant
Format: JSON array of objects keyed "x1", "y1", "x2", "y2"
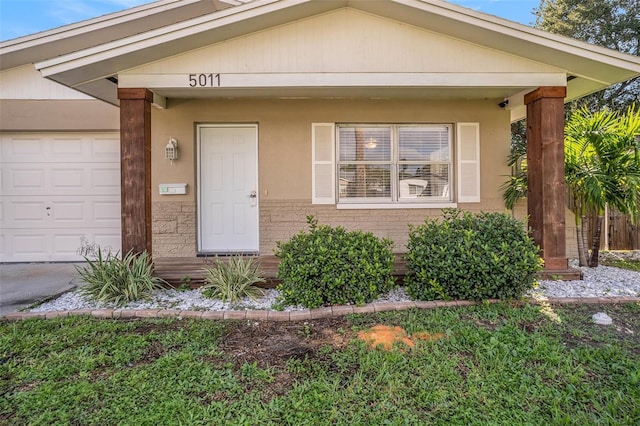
[
  {"x1": 76, "y1": 248, "x2": 166, "y2": 305},
  {"x1": 201, "y1": 255, "x2": 265, "y2": 303}
]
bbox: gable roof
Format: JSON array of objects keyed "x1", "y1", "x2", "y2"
[
  {"x1": 0, "y1": 0, "x2": 235, "y2": 70},
  {"x1": 3, "y1": 0, "x2": 638, "y2": 119},
  {"x1": 116, "y1": 7, "x2": 568, "y2": 107}
]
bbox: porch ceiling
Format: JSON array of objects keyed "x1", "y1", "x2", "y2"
[{"x1": 148, "y1": 86, "x2": 531, "y2": 102}]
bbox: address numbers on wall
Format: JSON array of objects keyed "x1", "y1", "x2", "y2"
[{"x1": 188, "y1": 73, "x2": 221, "y2": 87}]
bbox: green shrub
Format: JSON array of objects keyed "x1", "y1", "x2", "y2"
[
  {"x1": 201, "y1": 256, "x2": 265, "y2": 302},
  {"x1": 77, "y1": 249, "x2": 166, "y2": 305},
  {"x1": 404, "y1": 209, "x2": 542, "y2": 301},
  {"x1": 275, "y1": 216, "x2": 396, "y2": 308}
]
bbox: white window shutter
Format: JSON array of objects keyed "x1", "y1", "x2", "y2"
[
  {"x1": 456, "y1": 122, "x2": 481, "y2": 203},
  {"x1": 312, "y1": 123, "x2": 336, "y2": 204}
]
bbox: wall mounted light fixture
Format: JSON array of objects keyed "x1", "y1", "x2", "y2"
[{"x1": 165, "y1": 137, "x2": 178, "y2": 164}]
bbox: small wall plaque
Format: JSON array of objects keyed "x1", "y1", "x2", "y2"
[{"x1": 159, "y1": 183, "x2": 187, "y2": 195}]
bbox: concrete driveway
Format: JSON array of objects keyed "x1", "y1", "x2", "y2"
[{"x1": 0, "y1": 263, "x2": 83, "y2": 315}]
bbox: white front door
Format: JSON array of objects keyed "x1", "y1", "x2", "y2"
[{"x1": 198, "y1": 125, "x2": 259, "y2": 253}]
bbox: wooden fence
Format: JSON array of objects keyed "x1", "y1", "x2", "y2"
[{"x1": 586, "y1": 208, "x2": 640, "y2": 250}]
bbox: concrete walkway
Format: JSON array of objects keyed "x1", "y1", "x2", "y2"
[{"x1": 0, "y1": 263, "x2": 82, "y2": 315}]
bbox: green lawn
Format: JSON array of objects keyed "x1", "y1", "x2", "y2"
[
  {"x1": 600, "y1": 257, "x2": 640, "y2": 272},
  {"x1": 1, "y1": 302, "x2": 639, "y2": 425}
]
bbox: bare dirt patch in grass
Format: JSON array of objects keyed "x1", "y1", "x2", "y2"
[
  {"x1": 357, "y1": 325, "x2": 445, "y2": 350},
  {"x1": 219, "y1": 317, "x2": 353, "y2": 370}
]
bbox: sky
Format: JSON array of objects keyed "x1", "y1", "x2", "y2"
[{"x1": 0, "y1": 0, "x2": 542, "y2": 42}]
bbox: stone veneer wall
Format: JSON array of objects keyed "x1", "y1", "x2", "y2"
[
  {"x1": 152, "y1": 201, "x2": 197, "y2": 257},
  {"x1": 259, "y1": 199, "x2": 507, "y2": 255},
  {"x1": 151, "y1": 199, "x2": 566, "y2": 258}
]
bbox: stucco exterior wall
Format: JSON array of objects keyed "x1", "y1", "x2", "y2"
[
  {"x1": 0, "y1": 66, "x2": 119, "y2": 131},
  {"x1": 150, "y1": 97, "x2": 511, "y2": 256},
  {"x1": 0, "y1": 99, "x2": 120, "y2": 132}
]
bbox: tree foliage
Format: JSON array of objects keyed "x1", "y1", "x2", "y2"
[
  {"x1": 503, "y1": 106, "x2": 640, "y2": 266},
  {"x1": 502, "y1": 121, "x2": 528, "y2": 210},
  {"x1": 564, "y1": 106, "x2": 640, "y2": 266},
  {"x1": 535, "y1": 0, "x2": 640, "y2": 111}
]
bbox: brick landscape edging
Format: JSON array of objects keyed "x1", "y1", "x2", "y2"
[{"x1": 1, "y1": 297, "x2": 639, "y2": 322}]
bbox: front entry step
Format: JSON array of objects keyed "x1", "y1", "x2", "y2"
[
  {"x1": 153, "y1": 255, "x2": 408, "y2": 288},
  {"x1": 536, "y1": 268, "x2": 583, "y2": 281},
  {"x1": 153, "y1": 256, "x2": 280, "y2": 288},
  {"x1": 154, "y1": 255, "x2": 583, "y2": 288}
]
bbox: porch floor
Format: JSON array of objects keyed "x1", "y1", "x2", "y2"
[
  {"x1": 153, "y1": 255, "x2": 408, "y2": 288},
  {"x1": 153, "y1": 255, "x2": 582, "y2": 287}
]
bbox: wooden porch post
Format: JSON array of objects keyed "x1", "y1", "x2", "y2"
[
  {"x1": 117, "y1": 88, "x2": 153, "y2": 256},
  {"x1": 524, "y1": 86, "x2": 568, "y2": 271}
]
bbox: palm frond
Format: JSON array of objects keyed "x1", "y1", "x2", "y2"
[{"x1": 501, "y1": 173, "x2": 528, "y2": 210}]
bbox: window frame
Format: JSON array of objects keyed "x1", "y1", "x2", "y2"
[{"x1": 336, "y1": 123, "x2": 455, "y2": 208}]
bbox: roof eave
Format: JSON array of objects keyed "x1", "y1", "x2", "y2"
[
  {"x1": 32, "y1": 0, "x2": 640, "y2": 105},
  {"x1": 0, "y1": 0, "x2": 236, "y2": 71}
]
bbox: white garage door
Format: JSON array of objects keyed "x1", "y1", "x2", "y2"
[{"x1": 0, "y1": 133, "x2": 121, "y2": 262}]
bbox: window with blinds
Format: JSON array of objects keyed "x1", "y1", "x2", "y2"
[
  {"x1": 337, "y1": 124, "x2": 452, "y2": 203},
  {"x1": 338, "y1": 126, "x2": 392, "y2": 201}
]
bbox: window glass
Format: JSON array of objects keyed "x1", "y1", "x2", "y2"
[
  {"x1": 398, "y1": 126, "x2": 451, "y2": 200},
  {"x1": 398, "y1": 126, "x2": 449, "y2": 162},
  {"x1": 338, "y1": 127, "x2": 391, "y2": 162},
  {"x1": 398, "y1": 164, "x2": 450, "y2": 199},
  {"x1": 337, "y1": 124, "x2": 451, "y2": 203},
  {"x1": 339, "y1": 164, "x2": 391, "y2": 199}
]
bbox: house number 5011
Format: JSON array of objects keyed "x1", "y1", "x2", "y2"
[{"x1": 188, "y1": 73, "x2": 221, "y2": 87}]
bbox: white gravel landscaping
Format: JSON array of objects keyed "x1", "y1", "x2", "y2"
[
  {"x1": 26, "y1": 257, "x2": 640, "y2": 313},
  {"x1": 533, "y1": 259, "x2": 640, "y2": 298}
]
